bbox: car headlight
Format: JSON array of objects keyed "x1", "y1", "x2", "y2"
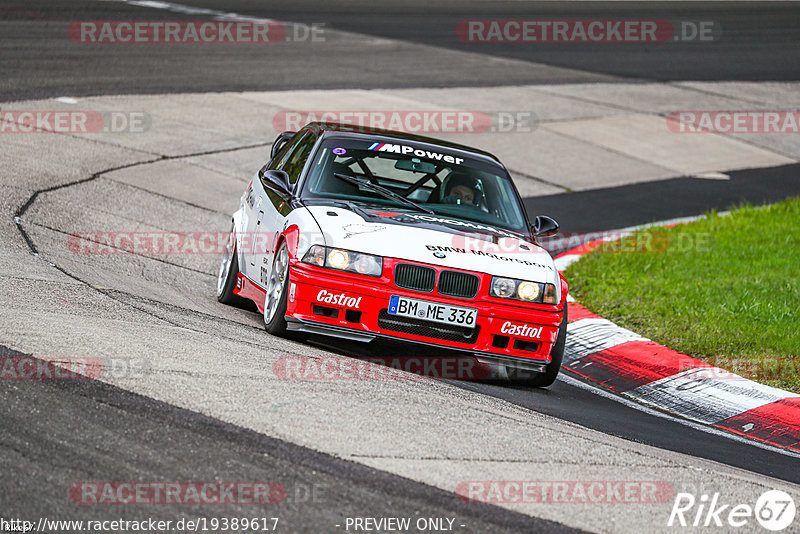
[
  {"x1": 490, "y1": 276, "x2": 557, "y2": 304},
  {"x1": 302, "y1": 246, "x2": 383, "y2": 277},
  {"x1": 327, "y1": 248, "x2": 350, "y2": 270},
  {"x1": 304, "y1": 245, "x2": 326, "y2": 267},
  {"x1": 517, "y1": 281, "x2": 540, "y2": 301},
  {"x1": 491, "y1": 277, "x2": 516, "y2": 298},
  {"x1": 353, "y1": 253, "x2": 382, "y2": 276}
]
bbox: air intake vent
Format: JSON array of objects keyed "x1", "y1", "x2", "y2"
[
  {"x1": 378, "y1": 310, "x2": 479, "y2": 343},
  {"x1": 394, "y1": 263, "x2": 436, "y2": 292},
  {"x1": 438, "y1": 270, "x2": 480, "y2": 298}
]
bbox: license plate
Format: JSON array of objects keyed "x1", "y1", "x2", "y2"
[{"x1": 388, "y1": 295, "x2": 477, "y2": 328}]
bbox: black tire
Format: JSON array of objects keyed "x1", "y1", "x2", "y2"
[
  {"x1": 509, "y1": 308, "x2": 567, "y2": 388},
  {"x1": 263, "y1": 242, "x2": 290, "y2": 336},
  {"x1": 216, "y1": 230, "x2": 250, "y2": 308}
]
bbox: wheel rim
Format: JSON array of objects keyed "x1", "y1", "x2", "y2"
[
  {"x1": 265, "y1": 245, "x2": 288, "y2": 324},
  {"x1": 217, "y1": 229, "x2": 235, "y2": 297}
]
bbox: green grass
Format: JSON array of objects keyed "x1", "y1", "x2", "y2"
[{"x1": 564, "y1": 197, "x2": 800, "y2": 393}]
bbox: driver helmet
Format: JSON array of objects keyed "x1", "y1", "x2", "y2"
[{"x1": 443, "y1": 173, "x2": 481, "y2": 206}]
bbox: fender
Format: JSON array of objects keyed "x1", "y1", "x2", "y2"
[
  {"x1": 559, "y1": 272, "x2": 569, "y2": 306},
  {"x1": 282, "y1": 224, "x2": 301, "y2": 259}
]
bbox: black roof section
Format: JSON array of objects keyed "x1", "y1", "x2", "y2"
[{"x1": 300, "y1": 121, "x2": 502, "y2": 163}]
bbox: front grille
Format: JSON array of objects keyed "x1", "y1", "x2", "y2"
[
  {"x1": 394, "y1": 263, "x2": 436, "y2": 292},
  {"x1": 378, "y1": 309, "x2": 480, "y2": 343},
  {"x1": 438, "y1": 270, "x2": 480, "y2": 298}
]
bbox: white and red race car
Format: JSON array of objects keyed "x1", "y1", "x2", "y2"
[{"x1": 217, "y1": 122, "x2": 567, "y2": 386}]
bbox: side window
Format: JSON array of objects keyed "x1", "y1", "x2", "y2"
[
  {"x1": 281, "y1": 133, "x2": 317, "y2": 185},
  {"x1": 266, "y1": 132, "x2": 305, "y2": 172}
]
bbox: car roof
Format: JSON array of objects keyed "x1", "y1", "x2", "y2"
[{"x1": 300, "y1": 122, "x2": 503, "y2": 164}]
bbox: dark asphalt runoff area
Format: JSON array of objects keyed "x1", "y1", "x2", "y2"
[
  {"x1": 2, "y1": 1, "x2": 800, "y2": 101},
  {"x1": 2, "y1": 0, "x2": 800, "y2": 530},
  {"x1": 527, "y1": 163, "x2": 800, "y2": 235}
]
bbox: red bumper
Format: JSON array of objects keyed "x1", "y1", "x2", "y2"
[{"x1": 285, "y1": 258, "x2": 564, "y2": 364}]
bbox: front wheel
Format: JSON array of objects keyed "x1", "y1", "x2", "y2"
[
  {"x1": 263, "y1": 242, "x2": 290, "y2": 336},
  {"x1": 509, "y1": 309, "x2": 567, "y2": 388}
]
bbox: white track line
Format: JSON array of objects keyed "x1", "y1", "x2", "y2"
[{"x1": 116, "y1": 0, "x2": 278, "y2": 23}]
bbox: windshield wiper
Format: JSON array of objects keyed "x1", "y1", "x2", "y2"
[{"x1": 333, "y1": 173, "x2": 434, "y2": 214}]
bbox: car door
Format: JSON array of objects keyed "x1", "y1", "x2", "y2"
[{"x1": 246, "y1": 131, "x2": 318, "y2": 286}]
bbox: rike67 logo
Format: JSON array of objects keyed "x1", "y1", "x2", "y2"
[{"x1": 668, "y1": 490, "x2": 795, "y2": 531}]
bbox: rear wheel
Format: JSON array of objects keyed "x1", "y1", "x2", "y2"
[
  {"x1": 264, "y1": 242, "x2": 290, "y2": 336},
  {"x1": 509, "y1": 309, "x2": 567, "y2": 388},
  {"x1": 216, "y1": 225, "x2": 249, "y2": 308}
]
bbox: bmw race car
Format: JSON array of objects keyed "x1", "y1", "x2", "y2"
[{"x1": 217, "y1": 122, "x2": 567, "y2": 386}]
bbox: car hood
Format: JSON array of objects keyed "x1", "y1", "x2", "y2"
[{"x1": 304, "y1": 204, "x2": 560, "y2": 292}]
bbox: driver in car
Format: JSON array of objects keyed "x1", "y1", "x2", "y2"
[{"x1": 443, "y1": 173, "x2": 481, "y2": 206}]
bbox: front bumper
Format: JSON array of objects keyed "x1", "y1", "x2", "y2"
[{"x1": 285, "y1": 259, "x2": 564, "y2": 366}]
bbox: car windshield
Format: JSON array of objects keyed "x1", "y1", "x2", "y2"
[{"x1": 301, "y1": 137, "x2": 528, "y2": 232}]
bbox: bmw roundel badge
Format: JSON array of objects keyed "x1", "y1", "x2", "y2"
[{"x1": 433, "y1": 251, "x2": 446, "y2": 258}]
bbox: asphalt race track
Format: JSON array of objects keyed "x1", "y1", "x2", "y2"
[
  {"x1": 4, "y1": 1, "x2": 800, "y2": 100},
  {"x1": 2, "y1": 1, "x2": 800, "y2": 533}
]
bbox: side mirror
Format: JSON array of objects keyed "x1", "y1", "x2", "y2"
[
  {"x1": 532, "y1": 215, "x2": 559, "y2": 237},
  {"x1": 270, "y1": 131, "x2": 296, "y2": 160},
  {"x1": 260, "y1": 169, "x2": 291, "y2": 196}
]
